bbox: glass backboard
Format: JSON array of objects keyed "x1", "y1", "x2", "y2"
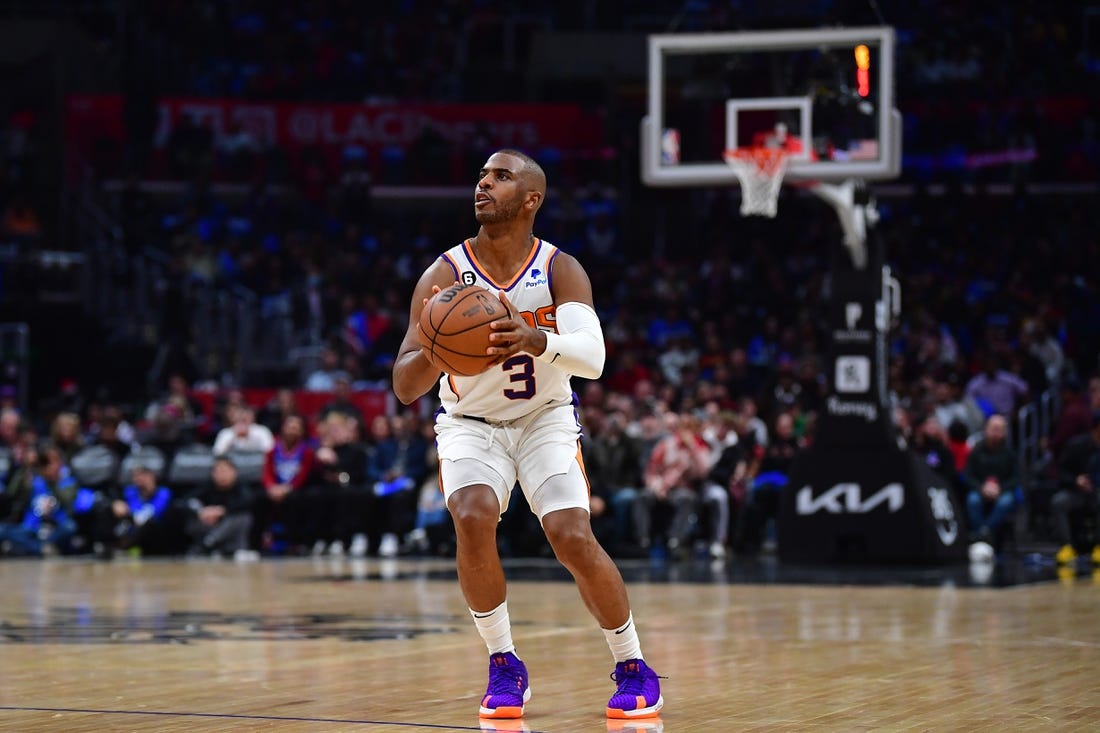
[{"x1": 641, "y1": 26, "x2": 901, "y2": 187}]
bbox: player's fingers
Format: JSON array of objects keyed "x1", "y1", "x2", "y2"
[{"x1": 496, "y1": 290, "x2": 516, "y2": 315}]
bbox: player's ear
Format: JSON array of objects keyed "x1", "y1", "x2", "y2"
[{"x1": 525, "y1": 190, "x2": 543, "y2": 211}]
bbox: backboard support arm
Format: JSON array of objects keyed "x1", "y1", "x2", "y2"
[{"x1": 808, "y1": 179, "x2": 879, "y2": 270}]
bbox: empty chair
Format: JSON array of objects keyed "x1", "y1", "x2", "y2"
[{"x1": 166, "y1": 444, "x2": 216, "y2": 489}]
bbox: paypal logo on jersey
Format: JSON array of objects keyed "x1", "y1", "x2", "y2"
[{"x1": 525, "y1": 268, "x2": 547, "y2": 288}]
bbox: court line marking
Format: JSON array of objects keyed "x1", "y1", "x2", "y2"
[{"x1": 0, "y1": 706, "x2": 548, "y2": 732}]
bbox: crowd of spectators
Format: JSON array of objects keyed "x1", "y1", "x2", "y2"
[
  {"x1": 3, "y1": 362, "x2": 1100, "y2": 563},
  {"x1": 0, "y1": 382, "x2": 446, "y2": 560}
]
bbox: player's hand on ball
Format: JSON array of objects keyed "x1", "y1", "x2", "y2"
[
  {"x1": 418, "y1": 281, "x2": 459, "y2": 368},
  {"x1": 487, "y1": 291, "x2": 546, "y2": 364}
]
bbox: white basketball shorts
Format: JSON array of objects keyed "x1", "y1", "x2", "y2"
[{"x1": 435, "y1": 402, "x2": 590, "y2": 520}]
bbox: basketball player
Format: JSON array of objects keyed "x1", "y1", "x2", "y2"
[{"x1": 392, "y1": 150, "x2": 663, "y2": 721}]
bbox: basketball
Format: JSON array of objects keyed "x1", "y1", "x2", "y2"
[{"x1": 417, "y1": 283, "x2": 507, "y2": 376}]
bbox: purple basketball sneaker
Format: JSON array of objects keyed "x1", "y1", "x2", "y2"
[
  {"x1": 607, "y1": 659, "x2": 664, "y2": 719},
  {"x1": 479, "y1": 652, "x2": 531, "y2": 719}
]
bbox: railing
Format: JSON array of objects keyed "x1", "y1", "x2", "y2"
[
  {"x1": 66, "y1": 145, "x2": 311, "y2": 388},
  {"x1": 1015, "y1": 388, "x2": 1060, "y2": 491}
]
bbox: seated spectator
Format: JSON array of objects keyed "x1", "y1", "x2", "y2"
[
  {"x1": 184, "y1": 456, "x2": 255, "y2": 558},
  {"x1": 1047, "y1": 378, "x2": 1093, "y2": 461},
  {"x1": 403, "y1": 418, "x2": 453, "y2": 556},
  {"x1": 108, "y1": 464, "x2": 175, "y2": 557},
  {"x1": 946, "y1": 419, "x2": 973, "y2": 476},
  {"x1": 145, "y1": 373, "x2": 204, "y2": 438},
  {"x1": 1024, "y1": 318, "x2": 1064, "y2": 387},
  {"x1": 257, "y1": 387, "x2": 300, "y2": 435},
  {"x1": 257, "y1": 414, "x2": 315, "y2": 553},
  {"x1": 701, "y1": 412, "x2": 747, "y2": 560},
  {"x1": 584, "y1": 410, "x2": 644, "y2": 555},
  {"x1": 0, "y1": 406, "x2": 21, "y2": 451},
  {"x1": 49, "y1": 412, "x2": 85, "y2": 464},
  {"x1": 143, "y1": 381, "x2": 202, "y2": 457},
  {"x1": 911, "y1": 415, "x2": 963, "y2": 504},
  {"x1": 93, "y1": 412, "x2": 134, "y2": 462},
  {"x1": 1051, "y1": 413, "x2": 1100, "y2": 566},
  {"x1": 367, "y1": 413, "x2": 427, "y2": 557},
  {"x1": 317, "y1": 375, "x2": 365, "y2": 424},
  {"x1": 0, "y1": 441, "x2": 37, "y2": 525},
  {"x1": 933, "y1": 375, "x2": 986, "y2": 438},
  {"x1": 308, "y1": 413, "x2": 368, "y2": 556},
  {"x1": 736, "y1": 411, "x2": 800, "y2": 554},
  {"x1": 635, "y1": 413, "x2": 710, "y2": 559},
  {"x1": 0, "y1": 447, "x2": 78, "y2": 556},
  {"x1": 964, "y1": 414, "x2": 1019, "y2": 549},
  {"x1": 304, "y1": 346, "x2": 349, "y2": 391},
  {"x1": 965, "y1": 355, "x2": 1029, "y2": 418},
  {"x1": 212, "y1": 405, "x2": 275, "y2": 456}
]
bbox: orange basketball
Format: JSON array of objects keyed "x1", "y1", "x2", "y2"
[{"x1": 416, "y1": 283, "x2": 507, "y2": 376}]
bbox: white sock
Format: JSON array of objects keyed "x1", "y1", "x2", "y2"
[
  {"x1": 602, "y1": 612, "x2": 643, "y2": 663},
  {"x1": 470, "y1": 600, "x2": 516, "y2": 656}
]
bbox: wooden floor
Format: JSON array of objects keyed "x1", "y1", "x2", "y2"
[{"x1": 1, "y1": 556, "x2": 1098, "y2": 732}]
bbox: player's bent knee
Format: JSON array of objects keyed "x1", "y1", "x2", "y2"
[
  {"x1": 542, "y1": 509, "x2": 596, "y2": 559},
  {"x1": 449, "y1": 484, "x2": 502, "y2": 529}
]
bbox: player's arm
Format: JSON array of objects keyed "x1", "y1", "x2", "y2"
[
  {"x1": 490, "y1": 252, "x2": 605, "y2": 379},
  {"x1": 392, "y1": 260, "x2": 456, "y2": 405}
]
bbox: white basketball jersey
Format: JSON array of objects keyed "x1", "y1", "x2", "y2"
[{"x1": 436, "y1": 238, "x2": 574, "y2": 421}]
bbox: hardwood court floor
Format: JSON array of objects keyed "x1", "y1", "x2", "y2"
[{"x1": 1, "y1": 556, "x2": 1098, "y2": 732}]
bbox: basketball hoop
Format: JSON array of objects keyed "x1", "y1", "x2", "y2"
[{"x1": 722, "y1": 147, "x2": 789, "y2": 218}]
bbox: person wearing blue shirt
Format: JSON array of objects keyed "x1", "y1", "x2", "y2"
[
  {"x1": 111, "y1": 464, "x2": 173, "y2": 555},
  {"x1": 0, "y1": 447, "x2": 79, "y2": 556}
]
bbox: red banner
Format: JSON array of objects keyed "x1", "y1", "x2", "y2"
[
  {"x1": 189, "y1": 388, "x2": 391, "y2": 437},
  {"x1": 66, "y1": 94, "x2": 604, "y2": 162}
]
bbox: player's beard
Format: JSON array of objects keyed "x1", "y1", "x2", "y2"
[{"x1": 474, "y1": 194, "x2": 523, "y2": 225}]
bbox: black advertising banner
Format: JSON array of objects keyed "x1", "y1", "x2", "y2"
[{"x1": 778, "y1": 447, "x2": 965, "y2": 564}]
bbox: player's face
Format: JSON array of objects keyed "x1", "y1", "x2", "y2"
[{"x1": 474, "y1": 154, "x2": 526, "y2": 224}]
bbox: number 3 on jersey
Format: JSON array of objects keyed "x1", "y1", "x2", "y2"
[{"x1": 502, "y1": 355, "x2": 535, "y2": 400}]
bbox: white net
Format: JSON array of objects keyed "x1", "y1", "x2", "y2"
[{"x1": 722, "y1": 147, "x2": 789, "y2": 218}]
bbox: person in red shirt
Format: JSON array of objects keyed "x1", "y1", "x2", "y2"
[
  {"x1": 635, "y1": 413, "x2": 711, "y2": 559},
  {"x1": 257, "y1": 415, "x2": 316, "y2": 553}
]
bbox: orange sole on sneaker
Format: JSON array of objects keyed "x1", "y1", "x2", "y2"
[
  {"x1": 479, "y1": 688, "x2": 531, "y2": 719},
  {"x1": 479, "y1": 706, "x2": 524, "y2": 719},
  {"x1": 607, "y1": 695, "x2": 664, "y2": 719}
]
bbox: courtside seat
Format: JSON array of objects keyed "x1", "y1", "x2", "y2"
[
  {"x1": 70, "y1": 445, "x2": 121, "y2": 490},
  {"x1": 166, "y1": 444, "x2": 216, "y2": 489}
]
